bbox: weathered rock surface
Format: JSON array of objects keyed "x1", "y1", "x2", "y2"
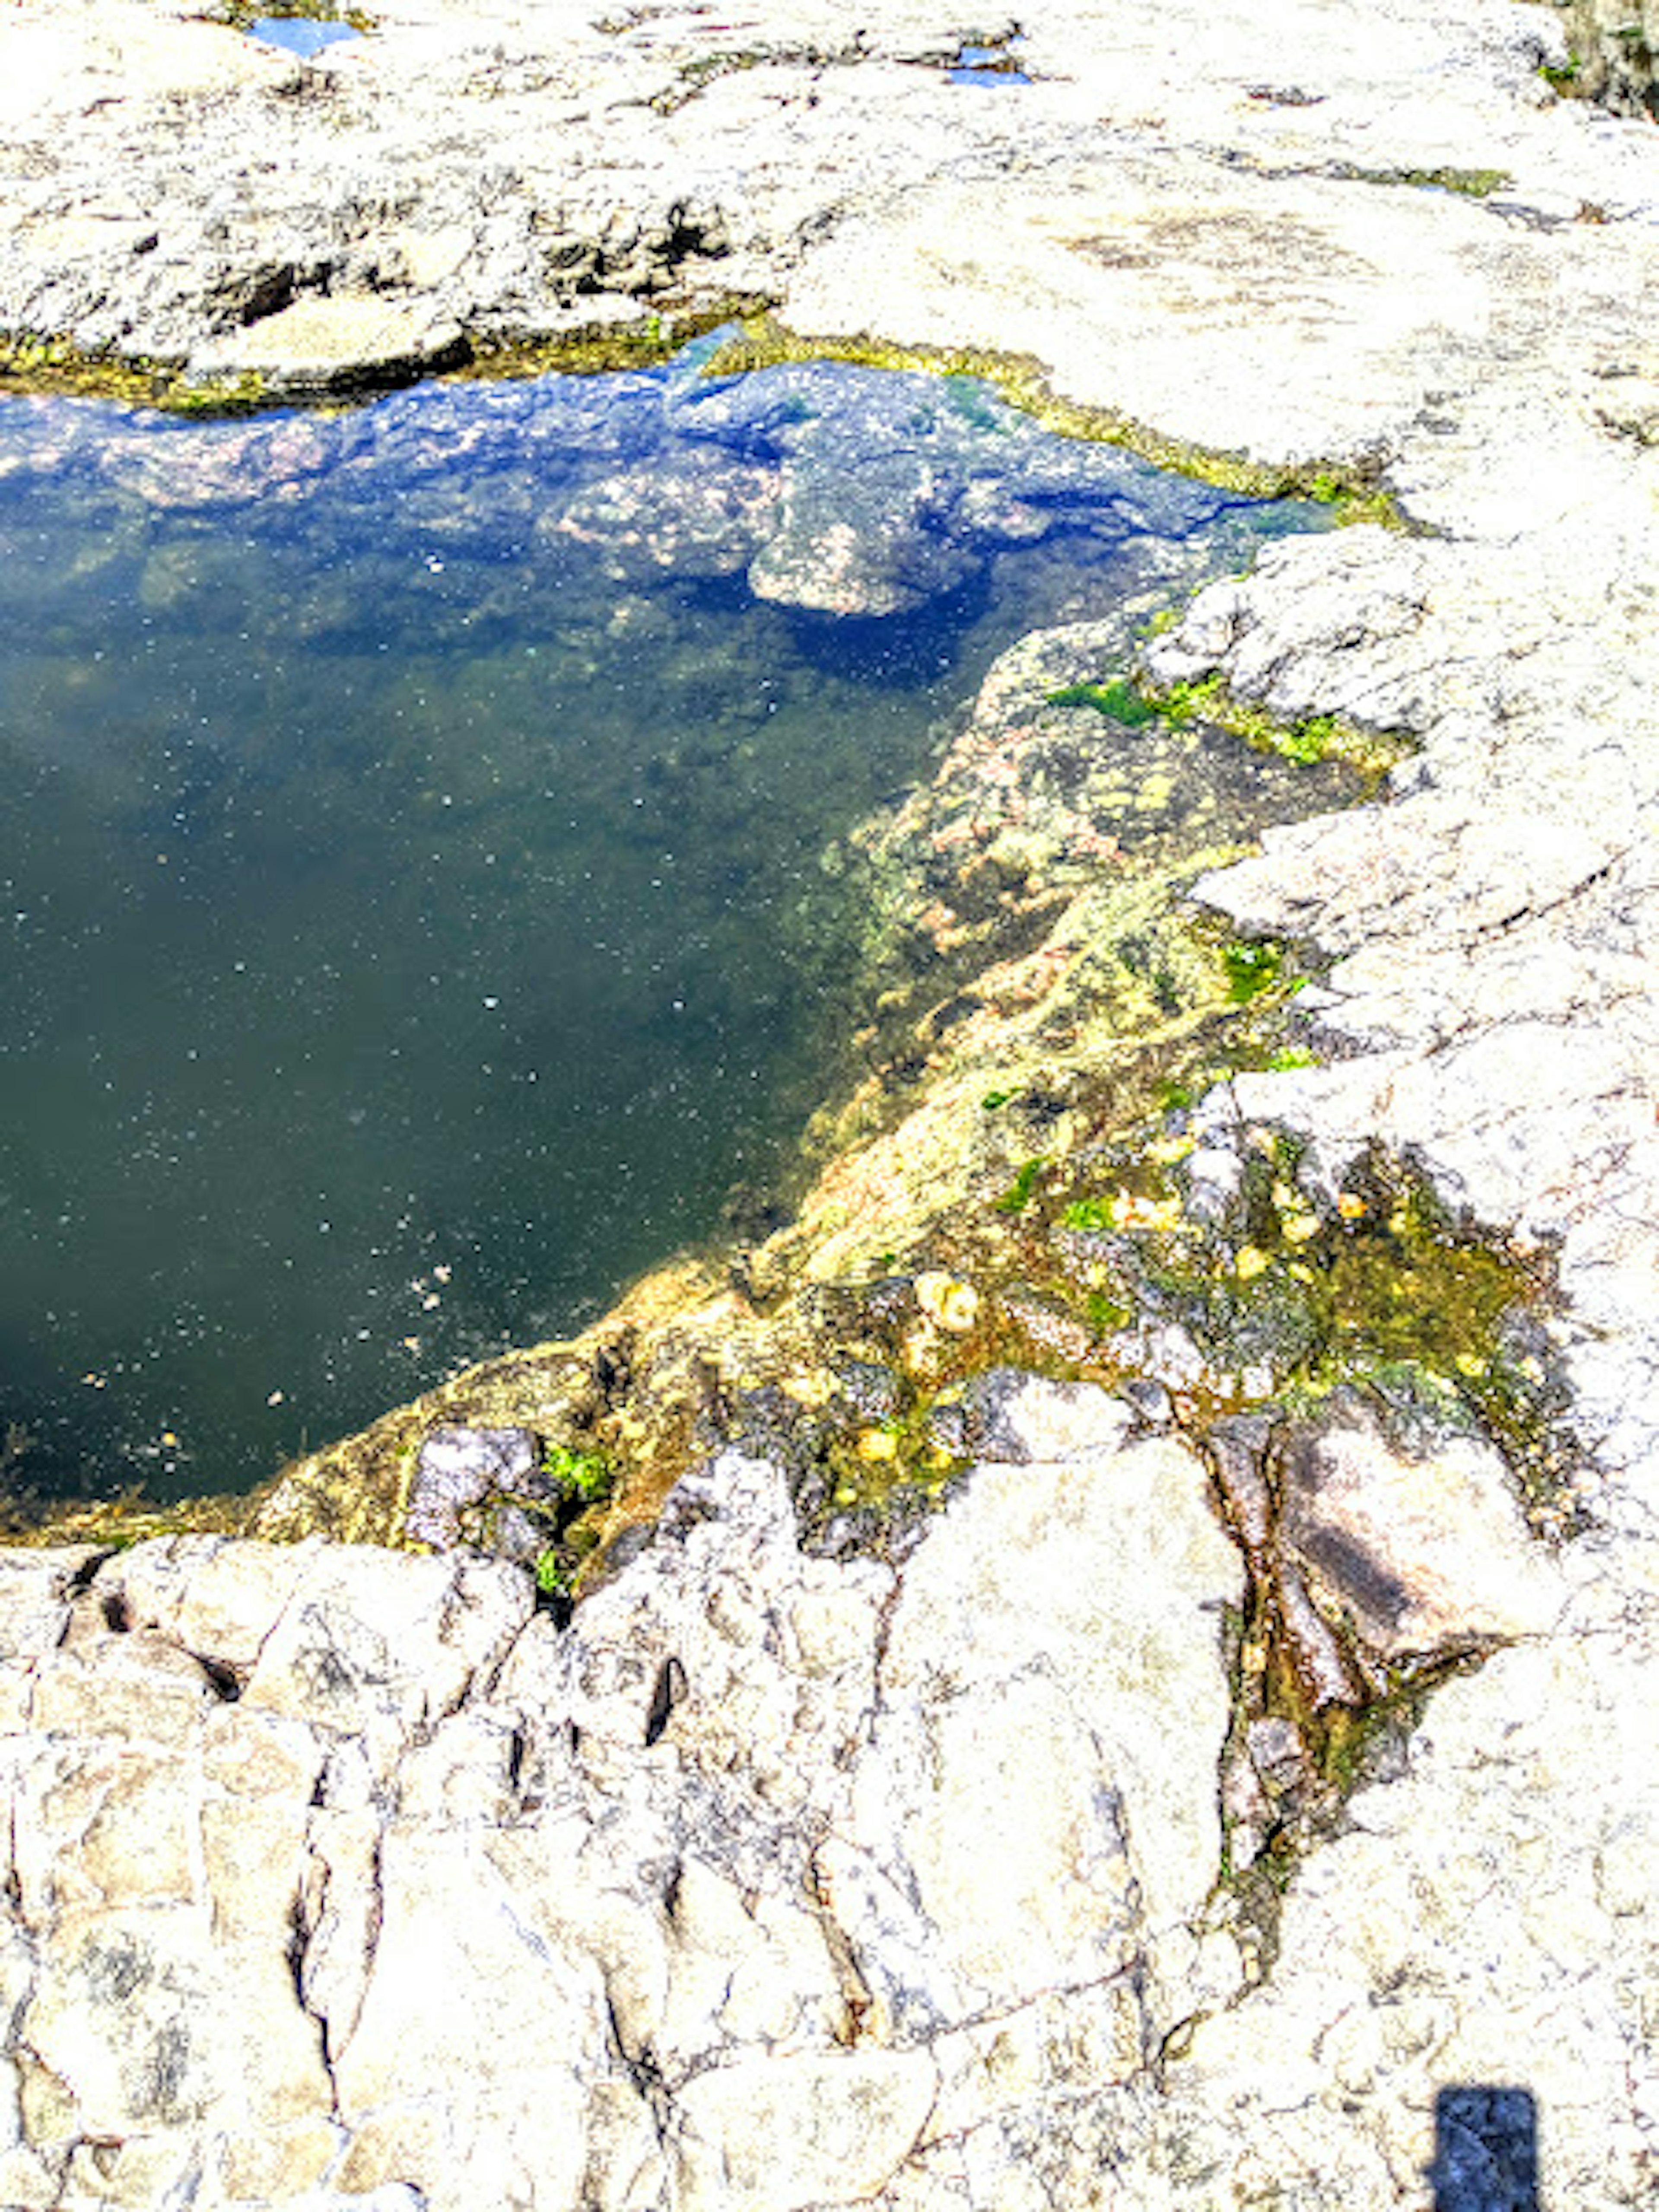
[
  {"x1": 3, "y1": 1375, "x2": 1653, "y2": 2208},
  {"x1": 0, "y1": 1390, "x2": 1250, "y2": 2209},
  {"x1": 6, "y1": 0, "x2": 1659, "y2": 2202},
  {"x1": 1278, "y1": 1392, "x2": 1567, "y2": 1662},
  {"x1": 3, "y1": 0, "x2": 1645, "y2": 398}
]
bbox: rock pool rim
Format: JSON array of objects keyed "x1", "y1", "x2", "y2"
[
  {"x1": 0, "y1": 340, "x2": 1448, "y2": 1565},
  {"x1": 1, "y1": 357, "x2": 1339, "y2": 1540},
  {"x1": 0, "y1": 308, "x2": 1409, "y2": 521}
]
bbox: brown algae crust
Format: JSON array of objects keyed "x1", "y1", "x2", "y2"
[{"x1": 0, "y1": 337, "x2": 270, "y2": 416}]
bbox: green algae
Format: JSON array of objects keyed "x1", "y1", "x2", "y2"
[
  {"x1": 528, "y1": 1445, "x2": 616, "y2": 1597},
  {"x1": 0, "y1": 338, "x2": 273, "y2": 416},
  {"x1": 994, "y1": 1158, "x2": 1048, "y2": 1214},
  {"x1": 1023, "y1": 1111, "x2": 1572, "y2": 1530},
  {"x1": 1146, "y1": 670, "x2": 1414, "y2": 781},
  {"x1": 541, "y1": 1443, "x2": 611, "y2": 1502},
  {"x1": 456, "y1": 301, "x2": 760, "y2": 386},
  {"x1": 1039, "y1": 658, "x2": 1415, "y2": 788},
  {"x1": 1222, "y1": 940, "x2": 1284, "y2": 1002},
  {"x1": 1339, "y1": 162, "x2": 1511, "y2": 198},
  {"x1": 788, "y1": 998, "x2": 1573, "y2": 1595},
  {"x1": 0, "y1": 301, "x2": 761, "y2": 417},
  {"x1": 1046, "y1": 677, "x2": 1161, "y2": 727}
]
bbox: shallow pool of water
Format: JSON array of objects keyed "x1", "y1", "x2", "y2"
[
  {"x1": 246, "y1": 18, "x2": 361, "y2": 57},
  {"x1": 0, "y1": 340, "x2": 1315, "y2": 1505}
]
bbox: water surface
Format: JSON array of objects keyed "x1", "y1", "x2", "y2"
[{"x1": 0, "y1": 342, "x2": 1313, "y2": 1503}]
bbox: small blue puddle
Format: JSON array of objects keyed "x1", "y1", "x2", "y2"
[
  {"x1": 0, "y1": 338, "x2": 1323, "y2": 1506},
  {"x1": 247, "y1": 16, "x2": 360, "y2": 57},
  {"x1": 949, "y1": 42, "x2": 1032, "y2": 84}
]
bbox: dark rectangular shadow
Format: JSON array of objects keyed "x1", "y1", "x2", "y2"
[{"x1": 1431, "y1": 2087, "x2": 1539, "y2": 2212}]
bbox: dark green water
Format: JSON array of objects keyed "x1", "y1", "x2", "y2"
[{"x1": 0, "y1": 340, "x2": 1312, "y2": 1505}]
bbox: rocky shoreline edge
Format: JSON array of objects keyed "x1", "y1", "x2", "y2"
[{"x1": 3, "y1": 0, "x2": 1659, "y2": 2204}]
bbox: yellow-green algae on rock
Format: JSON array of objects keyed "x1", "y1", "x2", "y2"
[
  {"x1": 0, "y1": 300, "x2": 751, "y2": 413},
  {"x1": 706, "y1": 315, "x2": 1407, "y2": 523}
]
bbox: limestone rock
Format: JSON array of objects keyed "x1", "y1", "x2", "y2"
[
  {"x1": 823, "y1": 1426, "x2": 1241, "y2": 2038},
  {"x1": 0, "y1": 1404, "x2": 1249, "y2": 2208},
  {"x1": 404, "y1": 1424, "x2": 544, "y2": 1551},
  {"x1": 187, "y1": 296, "x2": 467, "y2": 395},
  {"x1": 1279, "y1": 1394, "x2": 1567, "y2": 1662}
]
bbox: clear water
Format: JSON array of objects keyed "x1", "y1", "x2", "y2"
[
  {"x1": 245, "y1": 16, "x2": 361, "y2": 57},
  {"x1": 949, "y1": 41, "x2": 1032, "y2": 84},
  {"x1": 0, "y1": 341, "x2": 1313, "y2": 1506}
]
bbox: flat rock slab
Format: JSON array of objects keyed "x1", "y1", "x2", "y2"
[{"x1": 190, "y1": 296, "x2": 467, "y2": 394}]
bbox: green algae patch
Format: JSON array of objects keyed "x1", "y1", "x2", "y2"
[
  {"x1": 1148, "y1": 670, "x2": 1415, "y2": 782},
  {"x1": 1023, "y1": 1115, "x2": 1573, "y2": 1529},
  {"x1": 454, "y1": 298, "x2": 762, "y2": 387},
  {"x1": 1046, "y1": 677, "x2": 1161, "y2": 726},
  {"x1": 1539, "y1": 54, "x2": 1584, "y2": 93},
  {"x1": 1340, "y1": 163, "x2": 1511, "y2": 198},
  {"x1": 530, "y1": 1445, "x2": 616, "y2": 1598},
  {"x1": 704, "y1": 314, "x2": 1408, "y2": 515},
  {"x1": 0, "y1": 302, "x2": 761, "y2": 416},
  {"x1": 995, "y1": 1158, "x2": 1049, "y2": 1215},
  {"x1": 1039, "y1": 657, "x2": 1415, "y2": 788},
  {"x1": 1222, "y1": 939, "x2": 1285, "y2": 1002}
]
